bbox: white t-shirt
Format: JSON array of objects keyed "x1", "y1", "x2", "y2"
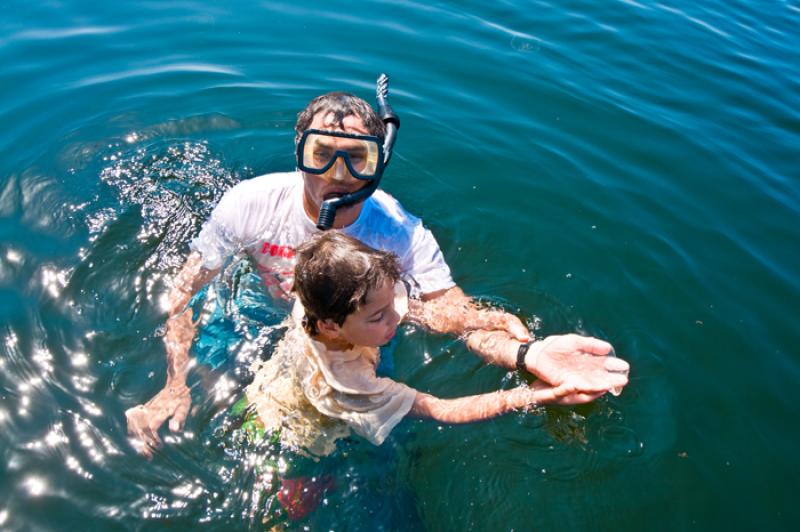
[{"x1": 191, "y1": 171, "x2": 454, "y2": 300}]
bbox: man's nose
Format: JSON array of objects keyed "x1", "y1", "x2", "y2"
[{"x1": 330, "y1": 157, "x2": 350, "y2": 181}]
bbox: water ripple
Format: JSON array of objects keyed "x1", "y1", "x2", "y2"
[
  {"x1": 71, "y1": 63, "x2": 243, "y2": 89},
  {"x1": 8, "y1": 25, "x2": 128, "y2": 42}
]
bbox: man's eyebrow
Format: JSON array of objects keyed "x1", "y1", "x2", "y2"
[{"x1": 313, "y1": 138, "x2": 335, "y2": 148}]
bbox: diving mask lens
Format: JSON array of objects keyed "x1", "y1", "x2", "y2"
[{"x1": 299, "y1": 130, "x2": 382, "y2": 179}]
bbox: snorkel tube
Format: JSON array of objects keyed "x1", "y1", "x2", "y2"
[{"x1": 316, "y1": 73, "x2": 401, "y2": 230}]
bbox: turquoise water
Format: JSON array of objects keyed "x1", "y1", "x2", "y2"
[{"x1": 1, "y1": 0, "x2": 799, "y2": 529}]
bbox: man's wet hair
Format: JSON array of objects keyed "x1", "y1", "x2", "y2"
[
  {"x1": 295, "y1": 92, "x2": 386, "y2": 145},
  {"x1": 293, "y1": 231, "x2": 400, "y2": 336}
]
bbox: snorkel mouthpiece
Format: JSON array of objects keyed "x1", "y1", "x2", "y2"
[{"x1": 316, "y1": 73, "x2": 401, "y2": 230}]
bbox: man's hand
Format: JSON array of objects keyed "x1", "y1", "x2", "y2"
[
  {"x1": 466, "y1": 330, "x2": 629, "y2": 398},
  {"x1": 526, "y1": 334, "x2": 629, "y2": 394},
  {"x1": 477, "y1": 309, "x2": 530, "y2": 342},
  {"x1": 125, "y1": 382, "x2": 191, "y2": 459},
  {"x1": 125, "y1": 252, "x2": 217, "y2": 458}
]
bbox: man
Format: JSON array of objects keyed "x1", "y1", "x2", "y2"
[{"x1": 126, "y1": 88, "x2": 629, "y2": 457}]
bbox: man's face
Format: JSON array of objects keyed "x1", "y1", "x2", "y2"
[{"x1": 300, "y1": 112, "x2": 372, "y2": 227}]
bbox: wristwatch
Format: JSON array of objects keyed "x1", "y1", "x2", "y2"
[{"x1": 516, "y1": 342, "x2": 533, "y2": 372}]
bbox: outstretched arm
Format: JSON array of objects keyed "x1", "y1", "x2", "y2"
[
  {"x1": 409, "y1": 380, "x2": 601, "y2": 424},
  {"x1": 125, "y1": 252, "x2": 218, "y2": 457}
]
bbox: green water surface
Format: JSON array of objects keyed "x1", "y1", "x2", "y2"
[{"x1": 0, "y1": 0, "x2": 798, "y2": 530}]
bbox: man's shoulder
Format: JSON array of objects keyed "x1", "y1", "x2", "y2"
[
  {"x1": 366, "y1": 190, "x2": 422, "y2": 228},
  {"x1": 349, "y1": 189, "x2": 424, "y2": 255},
  {"x1": 227, "y1": 171, "x2": 301, "y2": 198},
  {"x1": 209, "y1": 170, "x2": 301, "y2": 232}
]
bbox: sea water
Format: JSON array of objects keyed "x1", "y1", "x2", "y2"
[{"x1": 1, "y1": 0, "x2": 798, "y2": 530}]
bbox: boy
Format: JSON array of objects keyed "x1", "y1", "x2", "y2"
[{"x1": 245, "y1": 231, "x2": 613, "y2": 454}]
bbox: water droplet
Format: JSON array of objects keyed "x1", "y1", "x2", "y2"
[
  {"x1": 23, "y1": 476, "x2": 47, "y2": 497},
  {"x1": 72, "y1": 352, "x2": 89, "y2": 367}
]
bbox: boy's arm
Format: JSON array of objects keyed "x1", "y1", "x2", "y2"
[
  {"x1": 409, "y1": 380, "x2": 601, "y2": 424},
  {"x1": 125, "y1": 252, "x2": 219, "y2": 458}
]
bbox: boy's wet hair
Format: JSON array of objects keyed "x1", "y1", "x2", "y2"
[
  {"x1": 293, "y1": 231, "x2": 400, "y2": 336},
  {"x1": 295, "y1": 92, "x2": 386, "y2": 146}
]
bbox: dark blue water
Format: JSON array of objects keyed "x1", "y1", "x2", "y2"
[{"x1": 1, "y1": 0, "x2": 798, "y2": 529}]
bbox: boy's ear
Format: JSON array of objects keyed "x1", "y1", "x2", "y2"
[{"x1": 316, "y1": 318, "x2": 342, "y2": 339}]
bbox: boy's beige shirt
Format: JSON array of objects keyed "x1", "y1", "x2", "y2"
[{"x1": 246, "y1": 282, "x2": 416, "y2": 455}]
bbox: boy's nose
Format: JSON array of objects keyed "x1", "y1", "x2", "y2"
[{"x1": 388, "y1": 306, "x2": 402, "y2": 327}]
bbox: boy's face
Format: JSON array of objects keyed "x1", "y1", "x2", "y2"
[{"x1": 326, "y1": 279, "x2": 401, "y2": 348}]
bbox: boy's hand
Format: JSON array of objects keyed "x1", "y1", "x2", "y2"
[
  {"x1": 525, "y1": 334, "x2": 629, "y2": 394},
  {"x1": 529, "y1": 379, "x2": 606, "y2": 405}
]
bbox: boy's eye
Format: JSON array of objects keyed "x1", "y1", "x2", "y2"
[{"x1": 368, "y1": 312, "x2": 384, "y2": 323}]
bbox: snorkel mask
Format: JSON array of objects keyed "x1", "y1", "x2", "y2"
[{"x1": 296, "y1": 74, "x2": 400, "y2": 230}]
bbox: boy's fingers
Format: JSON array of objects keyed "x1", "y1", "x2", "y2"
[
  {"x1": 505, "y1": 315, "x2": 531, "y2": 342},
  {"x1": 552, "y1": 382, "x2": 578, "y2": 397}
]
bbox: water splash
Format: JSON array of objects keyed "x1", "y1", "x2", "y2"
[{"x1": 98, "y1": 140, "x2": 240, "y2": 272}]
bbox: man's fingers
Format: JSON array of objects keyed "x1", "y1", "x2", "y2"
[
  {"x1": 169, "y1": 400, "x2": 190, "y2": 432},
  {"x1": 126, "y1": 409, "x2": 160, "y2": 459},
  {"x1": 566, "y1": 374, "x2": 611, "y2": 393},
  {"x1": 573, "y1": 335, "x2": 614, "y2": 356},
  {"x1": 605, "y1": 371, "x2": 629, "y2": 388},
  {"x1": 126, "y1": 407, "x2": 157, "y2": 442},
  {"x1": 129, "y1": 437, "x2": 154, "y2": 459},
  {"x1": 604, "y1": 356, "x2": 630, "y2": 373},
  {"x1": 143, "y1": 424, "x2": 162, "y2": 448}
]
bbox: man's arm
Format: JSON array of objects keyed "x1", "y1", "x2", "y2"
[
  {"x1": 125, "y1": 252, "x2": 219, "y2": 458},
  {"x1": 406, "y1": 286, "x2": 531, "y2": 341},
  {"x1": 465, "y1": 329, "x2": 629, "y2": 394},
  {"x1": 406, "y1": 287, "x2": 630, "y2": 399}
]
